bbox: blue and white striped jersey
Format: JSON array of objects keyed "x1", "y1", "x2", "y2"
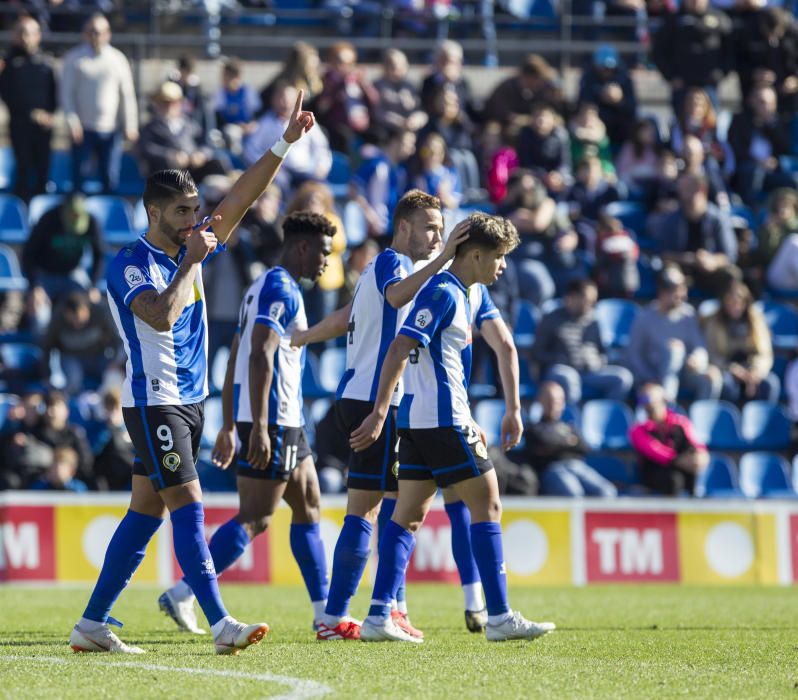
[
  {"x1": 106, "y1": 235, "x2": 222, "y2": 408},
  {"x1": 337, "y1": 248, "x2": 414, "y2": 406},
  {"x1": 233, "y1": 267, "x2": 306, "y2": 427},
  {"x1": 398, "y1": 270, "x2": 491, "y2": 430}
]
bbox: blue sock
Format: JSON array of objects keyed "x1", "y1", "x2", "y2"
[
  {"x1": 83, "y1": 509, "x2": 162, "y2": 623},
  {"x1": 378, "y1": 498, "x2": 405, "y2": 604},
  {"x1": 171, "y1": 502, "x2": 228, "y2": 627},
  {"x1": 470, "y1": 521, "x2": 510, "y2": 616},
  {"x1": 368, "y1": 520, "x2": 414, "y2": 620},
  {"x1": 204, "y1": 519, "x2": 251, "y2": 577},
  {"x1": 325, "y1": 515, "x2": 372, "y2": 618},
  {"x1": 290, "y1": 523, "x2": 329, "y2": 603},
  {"x1": 445, "y1": 501, "x2": 481, "y2": 586}
]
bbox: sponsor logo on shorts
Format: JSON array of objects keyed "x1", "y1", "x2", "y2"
[
  {"x1": 475, "y1": 441, "x2": 488, "y2": 459},
  {"x1": 124, "y1": 266, "x2": 145, "y2": 288},
  {"x1": 163, "y1": 452, "x2": 181, "y2": 471},
  {"x1": 392, "y1": 461, "x2": 400, "y2": 478}
]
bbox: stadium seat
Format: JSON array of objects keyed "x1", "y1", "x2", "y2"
[
  {"x1": 688, "y1": 400, "x2": 745, "y2": 451},
  {"x1": 738, "y1": 452, "x2": 797, "y2": 499},
  {"x1": 584, "y1": 453, "x2": 640, "y2": 493},
  {"x1": 27, "y1": 193, "x2": 65, "y2": 227},
  {"x1": 512, "y1": 300, "x2": 537, "y2": 349},
  {"x1": 201, "y1": 396, "x2": 224, "y2": 449},
  {"x1": 0, "y1": 244, "x2": 27, "y2": 292},
  {"x1": 604, "y1": 201, "x2": 647, "y2": 237},
  {"x1": 730, "y1": 204, "x2": 756, "y2": 230},
  {"x1": 0, "y1": 147, "x2": 15, "y2": 192},
  {"x1": 754, "y1": 301, "x2": 798, "y2": 350},
  {"x1": 47, "y1": 150, "x2": 73, "y2": 193},
  {"x1": 594, "y1": 299, "x2": 639, "y2": 350},
  {"x1": 528, "y1": 401, "x2": 580, "y2": 426},
  {"x1": 85, "y1": 195, "x2": 137, "y2": 246},
  {"x1": 0, "y1": 393, "x2": 17, "y2": 426},
  {"x1": 741, "y1": 401, "x2": 791, "y2": 450},
  {"x1": 133, "y1": 199, "x2": 148, "y2": 233},
  {"x1": 117, "y1": 152, "x2": 145, "y2": 196},
  {"x1": 327, "y1": 151, "x2": 351, "y2": 199},
  {"x1": 694, "y1": 454, "x2": 745, "y2": 498},
  {"x1": 0, "y1": 194, "x2": 28, "y2": 245},
  {"x1": 319, "y1": 347, "x2": 346, "y2": 395},
  {"x1": 580, "y1": 399, "x2": 633, "y2": 450},
  {"x1": 474, "y1": 399, "x2": 505, "y2": 447}
]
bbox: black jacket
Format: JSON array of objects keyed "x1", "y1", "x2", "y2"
[
  {"x1": 523, "y1": 419, "x2": 589, "y2": 474},
  {"x1": 0, "y1": 45, "x2": 57, "y2": 125}
]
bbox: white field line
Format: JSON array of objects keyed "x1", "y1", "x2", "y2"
[{"x1": 1, "y1": 654, "x2": 331, "y2": 700}]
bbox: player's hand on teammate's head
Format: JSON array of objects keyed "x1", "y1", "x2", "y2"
[
  {"x1": 349, "y1": 412, "x2": 384, "y2": 452},
  {"x1": 283, "y1": 89, "x2": 315, "y2": 143},
  {"x1": 185, "y1": 215, "x2": 221, "y2": 263},
  {"x1": 441, "y1": 219, "x2": 470, "y2": 260},
  {"x1": 211, "y1": 428, "x2": 236, "y2": 469},
  {"x1": 500, "y1": 411, "x2": 523, "y2": 452}
]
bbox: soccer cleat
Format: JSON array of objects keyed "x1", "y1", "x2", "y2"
[
  {"x1": 391, "y1": 610, "x2": 424, "y2": 638},
  {"x1": 465, "y1": 607, "x2": 488, "y2": 633},
  {"x1": 316, "y1": 620, "x2": 361, "y2": 641},
  {"x1": 158, "y1": 591, "x2": 206, "y2": 635},
  {"x1": 69, "y1": 623, "x2": 145, "y2": 654},
  {"x1": 485, "y1": 611, "x2": 555, "y2": 642},
  {"x1": 213, "y1": 619, "x2": 269, "y2": 655},
  {"x1": 360, "y1": 617, "x2": 423, "y2": 643}
]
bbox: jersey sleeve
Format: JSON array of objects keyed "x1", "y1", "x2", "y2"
[
  {"x1": 474, "y1": 285, "x2": 500, "y2": 329},
  {"x1": 373, "y1": 249, "x2": 408, "y2": 296},
  {"x1": 399, "y1": 282, "x2": 454, "y2": 348},
  {"x1": 255, "y1": 275, "x2": 299, "y2": 336},
  {"x1": 106, "y1": 253, "x2": 157, "y2": 308},
  {"x1": 201, "y1": 239, "x2": 226, "y2": 266}
]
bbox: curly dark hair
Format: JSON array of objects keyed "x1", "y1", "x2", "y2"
[{"x1": 282, "y1": 210, "x2": 336, "y2": 242}]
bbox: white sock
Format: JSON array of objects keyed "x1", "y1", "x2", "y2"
[
  {"x1": 210, "y1": 615, "x2": 235, "y2": 638},
  {"x1": 488, "y1": 611, "x2": 513, "y2": 626},
  {"x1": 321, "y1": 612, "x2": 342, "y2": 627},
  {"x1": 170, "y1": 579, "x2": 194, "y2": 604},
  {"x1": 397, "y1": 600, "x2": 408, "y2": 615},
  {"x1": 79, "y1": 617, "x2": 106, "y2": 631},
  {"x1": 463, "y1": 582, "x2": 484, "y2": 612},
  {"x1": 390, "y1": 598, "x2": 398, "y2": 611},
  {"x1": 312, "y1": 599, "x2": 327, "y2": 621}
]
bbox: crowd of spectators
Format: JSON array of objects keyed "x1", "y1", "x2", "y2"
[{"x1": 3, "y1": 4, "x2": 798, "y2": 497}]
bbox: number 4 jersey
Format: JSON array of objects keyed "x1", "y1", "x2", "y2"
[{"x1": 233, "y1": 266, "x2": 307, "y2": 427}]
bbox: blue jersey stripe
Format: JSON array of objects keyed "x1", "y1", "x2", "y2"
[
  {"x1": 369, "y1": 301, "x2": 397, "y2": 402},
  {"x1": 118, "y1": 302, "x2": 148, "y2": 404}
]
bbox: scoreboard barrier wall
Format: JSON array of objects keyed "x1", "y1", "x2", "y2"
[{"x1": 1, "y1": 492, "x2": 797, "y2": 586}]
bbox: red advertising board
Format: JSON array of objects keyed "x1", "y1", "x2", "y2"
[
  {"x1": 0, "y1": 505, "x2": 55, "y2": 581},
  {"x1": 171, "y1": 506, "x2": 270, "y2": 583},
  {"x1": 405, "y1": 508, "x2": 460, "y2": 583},
  {"x1": 585, "y1": 511, "x2": 680, "y2": 582}
]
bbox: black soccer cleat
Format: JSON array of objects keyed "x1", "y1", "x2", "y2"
[{"x1": 465, "y1": 607, "x2": 488, "y2": 633}]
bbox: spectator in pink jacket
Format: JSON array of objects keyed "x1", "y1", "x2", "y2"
[{"x1": 630, "y1": 382, "x2": 709, "y2": 495}]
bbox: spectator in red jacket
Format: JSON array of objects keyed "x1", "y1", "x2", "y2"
[{"x1": 630, "y1": 382, "x2": 709, "y2": 496}]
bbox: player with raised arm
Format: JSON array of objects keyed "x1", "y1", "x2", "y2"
[
  {"x1": 291, "y1": 190, "x2": 468, "y2": 641},
  {"x1": 158, "y1": 211, "x2": 334, "y2": 633},
  {"x1": 69, "y1": 92, "x2": 315, "y2": 655},
  {"x1": 352, "y1": 212, "x2": 556, "y2": 643}
]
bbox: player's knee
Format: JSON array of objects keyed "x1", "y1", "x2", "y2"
[{"x1": 239, "y1": 514, "x2": 272, "y2": 537}]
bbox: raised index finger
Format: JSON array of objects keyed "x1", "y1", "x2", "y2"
[{"x1": 291, "y1": 89, "x2": 304, "y2": 121}]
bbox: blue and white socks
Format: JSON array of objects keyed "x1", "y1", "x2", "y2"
[
  {"x1": 323, "y1": 515, "x2": 372, "y2": 624},
  {"x1": 470, "y1": 521, "x2": 511, "y2": 624},
  {"x1": 290, "y1": 523, "x2": 330, "y2": 619},
  {"x1": 367, "y1": 520, "x2": 414, "y2": 623},
  {"x1": 445, "y1": 500, "x2": 485, "y2": 612}
]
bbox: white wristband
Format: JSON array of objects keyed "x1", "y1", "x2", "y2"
[{"x1": 270, "y1": 137, "x2": 293, "y2": 159}]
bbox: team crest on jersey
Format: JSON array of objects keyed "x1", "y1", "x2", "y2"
[
  {"x1": 162, "y1": 452, "x2": 181, "y2": 472},
  {"x1": 124, "y1": 266, "x2": 145, "y2": 288},
  {"x1": 269, "y1": 301, "x2": 285, "y2": 321},
  {"x1": 414, "y1": 308, "x2": 433, "y2": 329}
]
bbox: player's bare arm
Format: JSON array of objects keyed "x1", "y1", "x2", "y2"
[
  {"x1": 212, "y1": 90, "x2": 315, "y2": 246},
  {"x1": 212, "y1": 333, "x2": 240, "y2": 469},
  {"x1": 130, "y1": 221, "x2": 218, "y2": 331},
  {"x1": 291, "y1": 301, "x2": 352, "y2": 348},
  {"x1": 247, "y1": 323, "x2": 281, "y2": 469},
  {"x1": 481, "y1": 316, "x2": 523, "y2": 451},
  {"x1": 350, "y1": 334, "x2": 418, "y2": 452}
]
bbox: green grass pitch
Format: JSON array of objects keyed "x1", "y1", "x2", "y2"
[{"x1": 0, "y1": 584, "x2": 795, "y2": 699}]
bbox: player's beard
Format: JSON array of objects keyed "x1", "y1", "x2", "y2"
[{"x1": 159, "y1": 219, "x2": 190, "y2": 248}]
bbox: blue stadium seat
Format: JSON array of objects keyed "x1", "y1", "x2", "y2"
[
  {"x1": 319, "y1": 347, "x2": 346, "y2": 395},
  {"x1": 584, "y1": 453, "x2": 640, "y2": 493},
  {"x1": 595, "y1": 299, "x2": 639, "y2": 350},
  {"x1": 117, "y1": 152, "x2": 145, "y2": 196},
  {"x1": 85, "y1": 195, "x2": 137, "y2": 246},
  {"x1": 604, "y1": 201, "x2": 647, "y2": 237},
  {"x1": 327, "y1": 151, "x2": 351, "y2": 199},
  {"x1": 47, "y1": 150, "x2": 73, "y2": 193},
  {"x1": 133, "y1": 199, "x2": 148, "y2": 233},
  {"x1": 201, "y1": 396, "x2": 224, "y2": 449},
  {"x1": 580, "y1": 399, "x2": 633, "y2": 450},
  {"x1": 754, "y1": 301, "x2": 798, "y2": 350},
  {"x1": 512, "y1": 300, "x2": 537, "y2": 349},
  {"x1": 738, "y1": 452, "x2": 797, "y2": 499},
  {"x1": 474, "y1": 399, "x2": 505, "y2": 447},
  {"x1": 730, "y1": 204, "x2": 756, "y2": 230},
  {"x1": 27, "y1": 193, "x2": 65, "y2": 227},
  {"x1": 302, "y1": 352, "x2": 327, "y2": 399},
  {"x1": 694, "y1": 454, "x2": 745, "y2": 498},
  {"x1": 0, "y1": 194, "x2": 28, "y2": 245},
  {"x1": 688, "y1": 400, "x2": 745, "y2": 450},
  {"x1": 741, "y1": 401, "x2": 791, "y2": 450},
  {"x1": 0, "y1": 147, "x2": 16, "y2": 192},
  {"x1": 0, "y1": 244, "x2": 28, "y2": 292},
  {"x1": 0, "y1": 393, "x2": 17, "y2": 427}
]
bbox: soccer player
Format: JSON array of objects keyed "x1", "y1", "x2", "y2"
[
  {"x1": 352, "y1": 212, "x2": 556, "y2": 643},
  {"x1": 291, "y1": 191, "x2": 468, "y2": 640},
  {"x1": 158, "y1": 211, "x2": 334, "y2": 633},
  {"x1": 69, "y1": 92, "x2": 315, "y2": 655}
]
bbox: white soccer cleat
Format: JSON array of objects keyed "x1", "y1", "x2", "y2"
[
  {"x1": 158, "y1": 591, "x2": 206, "y2": 635},
  {"x1": 360, "y1": 617, "x2": 423, "y2": 644},
  {"x1": 213, "y1": 618, "x2": 269, "y2": 655},
  {"x1": 69, "y1": 623, "x2": 145, "y2": 654},
  {"x1": 485, "y1": 611, "x2": 555, "y2": 642}
]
